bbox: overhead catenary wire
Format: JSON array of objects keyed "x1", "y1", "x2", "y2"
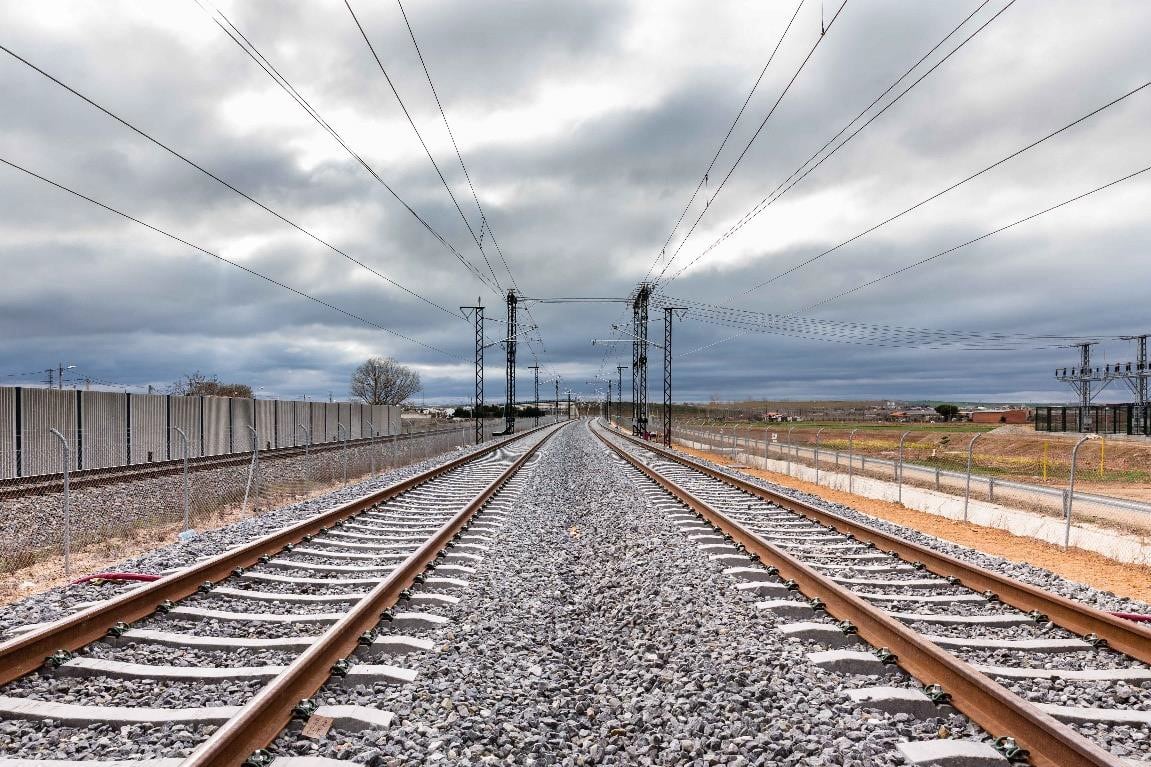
[
  {"x1": 394, "y1": 0, "x2": 520, "y2": 294},
  {"x1": 345, "y1": 0, "x2": 504, "y2": 294},
  {"x1": 192, "y1": 0, "x2": 502, "y2": 295},
  {"x1": 350, "y1": 0, "x2": 558, "y2": 383},
  {"x1": 642, "y1": 0, "x2": 807, "y2": 284},
  {"x1": 725, "y1": 79, "x2": 1151, "y2": 299},
  {"x1": 671, "y1": 164, "x2": 1151, "y2": 356},
  {"x1": 652, "y1": 294, "x2": 1102, "y2": 347},
  {"x1": 0, "y1": 41, "x2": 464, "y2": 321},
  {"x1": 803, "y1": 164, "x2": 1151, "y2": 311},
  {"x1": 0, "y1": 156, "x2": 463, "y2": 361},
  {"x1": 659, "y1": 0, "x2": 1011, "y2": 289},
  {"x1": 653, "y1": 0, "x2": 851, "y2": 285}
]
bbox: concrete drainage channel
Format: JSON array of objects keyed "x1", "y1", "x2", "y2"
[
  {"x1": 0, "y1": 422, "x2": 566, "y2": 767},
  {"x1": 593, "y1": 420, "x2": 1151, "y2": 767}
]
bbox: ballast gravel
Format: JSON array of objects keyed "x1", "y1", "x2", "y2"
[
  {"x1": 0, "y1": 438, "x2": 506, "y2": 636},
  {"x1": 671, "y1": 447, "x2": 1151, "y2": 616},
  {"x1": 270, "y1": 422, "x2": 979, "y2": 766},
  {"x1": 83, "y1": 640, "x2": 298, "y2": 669}
]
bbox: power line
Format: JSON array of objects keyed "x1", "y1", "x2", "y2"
[
  {"x1": 660, "y1": 0, "x2": 1010, "y2": 288},
  {"x1": 803, "y1": 164, "x2": 1151, "y2": 310},
  {"x1": 0, "y1": 156, "x2": 463, "y2": 361},
  {"x1": 656, "y1": 297, "x2": 1105, "y2": 353},
  {"x1": 670, "y1": 164, "x2": 1150, "y2": 356},
  {"x1": 344, "y1": 0, "x2": 504, "y2": 294},
  {"x1": 642, "y1": 0, "x2": 807, "y2": 283},
  {"x1": 192, "y1": 0, "x2": 502, "y2": 295},
  {"x1": 390, "y1": 0, "x2": 559, "y2": 383},
  {"x1": 0, "y1": 42, "x2": 464, "y2": 321},
  {"x1": 727, "y1": 79, "x2": 1151, "y2": 299},
  {"x1": 394, "y1": 0, "x2": 520, "y2": 293},
  {"x1": 653, "y1": 0, "x2": 851, "y2": 284}
]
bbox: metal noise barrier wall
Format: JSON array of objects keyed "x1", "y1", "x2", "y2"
[{"x1": 0, "y1": 385, "x2": 401, "y2": 480}]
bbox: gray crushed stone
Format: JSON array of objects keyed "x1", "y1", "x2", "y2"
[{"x1": 270, "y1": 422, "x2": 980, "y2": 766}]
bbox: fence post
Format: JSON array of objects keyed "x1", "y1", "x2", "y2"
[
  {"x1": 786, "y1": 426, "x2": 795, "y2": 477},
  {"x1": 48, "y1": 428, "x2": 71, "y2": 574},
  {"x1": 935, "y1": 467, "x2": 941, "y2": 491},
  {"x1": 814, "y1": 427, "x2": 826, "y2": 486},
  {"x1": 989, "y1": 477, "x2": 995, "y2": 503},
  {"x1": 897, "y1": 431, "x2": 910, "y2": 504},
  {"x1": 296, "y1": 423, "x2": 311, "y2": 483},
  {"x1": 337, "y1": 423, "x2": 349, "y2": 484},
  {"x1": 241, "y1": 425, "x2": 259, "y2": 516},
  {"x1": 963, "y1": 432, "x2": 984, "y2": 522},
  {"x1": 848, "y1": 428, "x2": 858, "y2": 493},
  {"x1": 365, "y1": 419, "x2": 377, "y2": 476},
  {"x1": 174, "y1": 427, "x2": 190, "y2": 531},
  {"x1": 1065, "y1": 434, "x2": 1098, "y2": 548}
]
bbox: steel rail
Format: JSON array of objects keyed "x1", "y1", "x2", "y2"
[
  {"x1": 180, "y1": 421, "x2": 567, "y2": 766},
  {"x1": 0, "y1": 423, "x2": 555, "y2": 687},
  {"x1": 593, "y1": 422, "x2": 1129, "y2": 767},
  {"x1": 606, "y1": 424, "x2": 1151, "y2": 663}
]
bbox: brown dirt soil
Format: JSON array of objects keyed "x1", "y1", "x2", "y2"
[
  {"x1": 676, "y1": 445, "x2": 1151, "y2": 604},
  {"x1": 0, "y1": 484, "x2": 340, "y2": 608}
]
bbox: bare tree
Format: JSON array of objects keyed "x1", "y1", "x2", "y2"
[
  {"x1": 170, "y1": 371, "x2": 253, "y2": 398},
  {"x1": 351, "y1": 357, "x2": 422, "y2": 405}
]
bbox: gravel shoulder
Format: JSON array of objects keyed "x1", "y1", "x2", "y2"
[{"x1": 673, "y1": 443, "x2": 1151, "y2": 610}]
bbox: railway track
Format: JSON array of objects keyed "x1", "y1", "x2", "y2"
[
  {"x1": 592, "y1": 420, "x2": 1151, "y2": 767},
  {"x1": 0, "y1": 425, "x2": 469, "y2": 499},
  {"x1": 0, "y1": 420, "x2": 566, "y2": 767}
]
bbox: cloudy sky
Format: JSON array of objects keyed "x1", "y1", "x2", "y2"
[{"x1": 2, "y1": 0, "x2": 1149, "y2": 405}]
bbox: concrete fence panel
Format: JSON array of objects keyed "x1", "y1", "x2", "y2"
[
  {"x1": 255, "y1": 398, "x2": 276, "y2": 450},
  {"x1": 0, "y1": 388, "x2": 16, "y2": 479},
  {"x1": 128, "y1": 393, "x2": 166, "y2": 465},
  {"x1": 22, "y1": 388, "x2": 78, "y2": 474},
  {"x1": 169, "y1": 394, "x2": 202, "y2": 459},
  {"x1": 80, "y1": 391, "x2": 127, "y2": 470},
  {"x1": 203, "y1": 396, "x2": 230, "y2": 456}
]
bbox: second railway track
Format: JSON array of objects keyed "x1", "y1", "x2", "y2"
[
  {"x1": 593, "y1": 420, "x2": 1151, "y2": 767},
  {"x1": 0, "y1": 421, "x2": 567, "y2": 767}
]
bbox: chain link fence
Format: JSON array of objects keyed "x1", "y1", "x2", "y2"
[
  {"x1": 668, "y1": 420, "x2": 1151, "y2": 552},
  {"x1": 0, "y1": 418, "x2": 525, "y2": 577}
]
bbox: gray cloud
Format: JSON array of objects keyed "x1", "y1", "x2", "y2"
[{"x1": 1, "y1": 0, "x2": 1149, "y2": 407}]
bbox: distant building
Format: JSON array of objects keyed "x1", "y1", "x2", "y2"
[
  {"x1": 970, "y1": 408, "x2": 1031, "y2": 424},
  {"x1": 890, "y1": 406, "x2": 941, "y2": 423}
]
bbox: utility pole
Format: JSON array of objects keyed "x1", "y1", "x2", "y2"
[
  {"x1": 616, "y1": 365, "x2": 627, "y2": 428},
  {"x1": 504, "y1": 289, "x2": 518, "y2": 434},
  {"x1": 554, "y1": 378, "x2": 560, "y2": 419},
  {"x1": 461, "y1": 300, "x2": 484, "y2": 445},
  {"x1": 631, "y1": 284, "x2": 651, "y2": 436},
  {"x1": 567, "y1": 391, "x2": 572, "y2": 420},
  {"x1": 607, "y1": 379, "x2": 612, "y2": 420},
  {"x1": 528, "y1": 365, "x2": 540, "y2": 427},
  {"x1": 662, "y1": 307, "x2": 687, "y2": 446}
]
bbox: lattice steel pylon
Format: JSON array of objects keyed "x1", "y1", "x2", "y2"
[
  {"x1": 505, "y1": 290, "x2": 518, "y2": 434},
  {"x1": 662, "y1": 307, "x2": 686, "y2": 446},
  {"x1": 631, "y1": 283, "x2": 651, "y2": 436},
  {"x1": 461, "y1": 300, "x2": 484, "y2": 445}
]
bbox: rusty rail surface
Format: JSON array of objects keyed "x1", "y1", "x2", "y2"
[
  {"x1": 0, "y1": 422, "x2": 558, "y2": 687},
  {"x1": 594, "y1": 421, "x2": 1129, "y2": 767},
  {"x1": 181, "y1": 421, "x2": 566, "y2": 766},
  {"x1": 604, "y1": 423, "x2": 1151, "y2": 663}
]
